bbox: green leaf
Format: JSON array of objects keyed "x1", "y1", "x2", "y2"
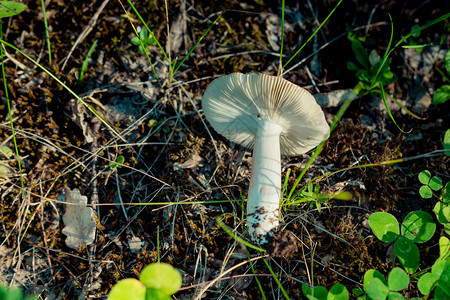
[
  {"x1": 437, "y1": 236, "x2": 450, "y2": 263},
  {"x1": 444, "y1": 129, "x2": 450, "y2": 156},
  {"x1": 431, "y1": 260, "x2": 450, "y2": 295},
  {"x1": 387, "y1": 268, "x2": 409, "y2": 291},
  {"x1": 131, "y1": 36, "x2": 140, "y2": 46},
  {"x1": 107, "y1": 278, "x2": 146, "y2": 300},
  {"x1": 145, "y1": 288, "x2": 171, "y2": 300},
  {"x1": 145, "y1": 37, "x2": 156, "y2": 45},
  {"x1": 117, "y1": 155, "x2": 125, "y2": 165},
  {"x1": 352, "y1": 40, "x2": 369, "y2": 69},
  {"x1": 327, "y1": 283, "x2": 349, "y2": 300},
  {"x1": 347, "y1": 61, "x2": 359, "y2": 71},
  {"x1": 433, "y1": 85, "x2": 450, "y2": 104},
  {"x1": 387, "y1": 292, "x2": 405, "y2": 300},
  {"x1": 139, "y1": 28, "x2": 148, "y2": 40},
  {"x1": 419, "y1": 185, "x2": 432, "y2": 199},
  {"x1": 0, "y1": 1, "x2": 26, "y2": 18},
  {"x1": 302, "y1": 283, "x2": 328, "y2": 300},
  {"x1": 444, "y1": 223, "x2": 450, "y2": 236},
  {"x1": 0, "y1": 285, "x2": 24, "y2": 300},
  {"x1": 429, "y1": 176, "x2": 443, "y2": 191},
  {"x1": 418, "y1": 273, "x2": 438, "y2": 295},
  {"x1": 364, "y1": 269, "x2": 387, "y2": 288},
  {"x1": 352, "y1": 287, "x2": 364, "y2": 296},
  {"x1": 0, "y1": 146, "x2": 13, "y2": 158},
  {"x1": 365, "y1": 277, "x2": 389, "y2": 300},
  {"x1": 356, "y1": 69, "x2": 371, "y2": 83},
  {"x1": 368, "y1": 212, "x2": 400, "y2": 243},
  {"x1": 369, "y1": 50, "x2": 381, "y2": 67},
  {"x1": 394, "y1": 237, "x2": 420, "y2": 273},
  {"x1": 443, "y1": 182, "x2": 450, "y2": 204},
  {"x1": 433, "y1": 201, "x2": 450, "y2": 225},
  {"x1": 418, "y1": 170, "x2": 431, "y2": 185},
  {"x1": 139, "y1": 263, "x2": 182, "y2": 296},
  {"x1": 445, "y1": 49, "x2": 450, "y2": 74},
  {"x1": 401, "y1": 211, "x2": 436, "y2": 243},
  {"x1": 382, "y1": 71, "x2": 395, "y2": 79}
]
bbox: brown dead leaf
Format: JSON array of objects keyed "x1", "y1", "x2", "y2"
[{"x1": 62, "y1": 188, "x2": 97, "y2": 251}]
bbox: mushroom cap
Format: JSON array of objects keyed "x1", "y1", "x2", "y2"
[{"x1": 202, "y1": 73, "x2": 330, "y2": 156}]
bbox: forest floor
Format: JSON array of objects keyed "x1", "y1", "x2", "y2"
[{"x1": 0, "y1": 0, "x2": 449, "y2": 299}]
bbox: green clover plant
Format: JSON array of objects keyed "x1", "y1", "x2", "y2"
[
  {"x1": 418, "y1": 169, "x2": 450, "y2": 235},
  {"x1": 302, "y1": 282, "x2": 349, "y2": 300},
  {"x1": 352, "y1": 268, "x2": 410, "y2": 300},
  {"x1": 109, "y1": 155, "x2": 125, "y2": 170},
  {"x1": 346, "y1": 32, "x2": 398, "y2": 96},
  {"x1": 131, "y1": 27, "x2": 157, "y2": 53},
  {"x1": 294, "y1": 182, "x2": 329, "y2": 213},
  {"x1": 108, "y1": 263, "x2": 182, "y2": 300},
  {"x1": 368, "y1": 210, "x2": 436, "y2": 273},
  {"x1": 418, "y1": 170, "x2": 443, "y2": 199},
  {"x1": 416, "y1": 236, "x2": 450, "y2": 298}
]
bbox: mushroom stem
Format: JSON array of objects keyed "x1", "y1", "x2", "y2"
[{"x1": 247, "y1": 119, "x2": 283, "y2": 244}]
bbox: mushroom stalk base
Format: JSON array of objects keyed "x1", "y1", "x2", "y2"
[{"x1": 247, "y1": 119, "x2": 282, "y2": 245}]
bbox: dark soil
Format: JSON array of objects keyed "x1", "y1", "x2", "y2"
[{"x1": 0, "y1": 0, "x2": 448, "y2": 299}]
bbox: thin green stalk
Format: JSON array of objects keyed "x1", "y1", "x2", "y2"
[
  {"x1": 0, "y1": 23, "x2": 24, "y2": 195},
  {"x1": 283, "y1": 0, "x2": 343, "y2": 70},
  {"x1": 261, "y1": 256, "x2": 290, "y2": 300},
  {"x1": 127, "y1": 0, "x2": 169, "y2": 69},
  {"x1": 389, "y1": 95, "x2": 425, "y2": 120},
  {"x1": 380, "y1": 82, "x2": 412, "y2": 133},
  {"x1": 216, "y1": 215, "x2": 267, "y2": 253},
  {"x1": 287, "y1": 91, "x2": 358, "y2": 201},
  {"x1": 246, "y1": 249, "x2": 267, "y2": 300},
  {"x1": 372, "y1": 12, "x2": 450, "y2": 88},
  {"x1": 370, "y1": 14, "x2": 395, "y2": 89},
  {"x1": 79, "y1": 40, "x2": 98, "y2": 82},
  {"x1": 157, "y1": 225, "x2": 160, "y2": 263},
  {"x1": 286, "y1": 149, "x2": 446, "y2": 202},
  {"x1": 278, "y1": 0, "x2": 285, "y2": 76},
  {"x1": 0, "y1": 38, "x2": 125, "y2": 142},
  {"x1": 122, "y1": 0, "x2": 161, "y2": 86},
  {"x1": 40, "y1": 0, "x2": 52, "y2": 64},
  {"x1": 287, "y1": 13, "x2": 450, "y2": 201},
  {"x1": 173, "y1": 11, "x2": 223, "y2": 75}
]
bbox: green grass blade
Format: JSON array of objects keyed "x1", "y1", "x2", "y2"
[
  {"x1": 278, "y1": 0, "x2": 285, "y2": 75},
  {"x1": 127, "y1": 0, "x2": 170, "y2": 65},
  {"x1": 216, "y1": 215, "x2": 267, "y2": 253},
  {"x1": 173, "y1": 11, "x2": 223, "y2": 75},
  {"x1": 379, "y1": 82, "x2": 412, "y2": 134},
  {"x1": 40, "y1": 0, "x2": 52, "y2": 64},
  {"x1": 389, "y1": 96, "x2": 425, "y2": 120},
  {"x1": 262, "y1": 256, "x2": 290, "y2": 300},
  {"x1": 246, "y1": 249, "x2": 267, "y2": 300},
  {"x1": 79, "y1": 39, "x2": 97, "y2": 82},
  {"x1": 287, "y1": 91, "x2": 358, "y2": 201},
  {"x1": 393, "y1": 13, "x2": 450, "y2": 49},
  {"x1": 0, "y1": 23, "x2": 25, "y2": 195},
  {"x1": 370, "y1": 14, "x2": 394, "y2": 89},
  {"x1": 122, "y1": 0, "x2": 161, "y2": 86},
  {"x1": 0, "y1": 38, "x2": 126, "y2": 142},
  {"x1": 281, "y1": 168, "x2": 291, "y2": 200},
  {"x1": 283, "y1": 0, "x2": 343, "y2": 70}
]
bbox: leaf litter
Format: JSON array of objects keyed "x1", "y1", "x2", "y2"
[{"x1": 0, "y1": 0, "x2": 448, "y2": 299}]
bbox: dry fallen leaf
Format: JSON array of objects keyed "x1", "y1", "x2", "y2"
[{"x1": 62, "y1": 188, "x2": 97, "y2": 251}]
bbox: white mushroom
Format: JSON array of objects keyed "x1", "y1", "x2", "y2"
[{"x1": 202, "y1": 73, "x2": 329, "y2": 245}]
